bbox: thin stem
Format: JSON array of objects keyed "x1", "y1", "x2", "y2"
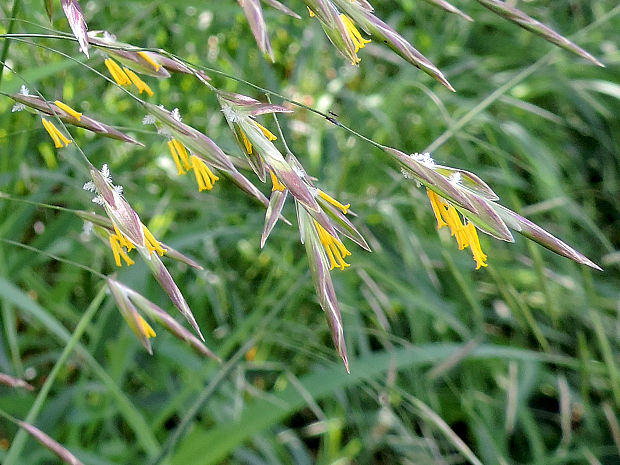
[
  {"x1": 0, "y1": 408, "x2": 19, "y2": 424},
  {"x1": 425, "y1": 3, "x2": 620, "y2": 153},
  {"x1": 266, "y1": 94, "x2": 293, "y2": 155},
  {"x1": 0, "y1": 238, "x2": 106, "y2": 279},
  {"x1": 3, "y1": 286, "x2": 107, "y2": 465},
  {"x1": 149, "y1": 337, "x2": 255, "y2": 465},
  {"x1": 150, "y1": 276, "x2": 307, "y2": 465},
  {"x1": 0, "y1": 192, "x2": 82, "y2": 215},
  {"x1": 0, "y1": 32, "x2": 385, "y2": 151},
  {"x1": 0, "y1": 0, "x2": 21, "y2": 87}
]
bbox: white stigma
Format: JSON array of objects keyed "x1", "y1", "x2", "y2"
[
  {"x1": 101, "y1": 164, "x2": 112, "y2": 183},
  {"x1": 103, "y1": 31, "x2": 116, "y2": 42},
  {"x1": 171, "y1": 108, "x2": 182, "y2": 122},
  {"x1": 83, "y1": 181, "x2": 96, "y2": 192},
  {"x1": 448, "y1": 172, "x2": 461, "y2": 185},
  {"x1": 412, "y1": 152, "x2": 435, "y2": 167},
  {"x1": 142, "y1": 114, "x2": 156, "y2": 125}
]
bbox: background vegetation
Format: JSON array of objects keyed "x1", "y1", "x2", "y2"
[{"x1": 0, "y1": 0, "x2": 619, "y2": 464}]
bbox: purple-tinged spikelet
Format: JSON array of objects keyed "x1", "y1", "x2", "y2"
[{"x1": 61, "y1": 0, "x2": 89, "y2": 58}]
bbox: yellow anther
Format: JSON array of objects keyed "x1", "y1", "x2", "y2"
[
  {"x1": 444, "y1": 206, "x2": 468, "y2": 250},
  {"x1": 173, "y1": 139, "x2": 191, "y2": 171},
  {"x1": 123, "y1": 67, "x2": 154, "y2": 97},
  {"x1": 427, "y1": 189, "x2": 448, "y2": 228},
  {"x1": 254, "y1": 121, "x2": 277, "y2": 141},
  {"x1": 137, "y1": 315, "x2": 156, "y2": 338},
  {"x1": 54, "y1": 100, "x2": 82, "y2": 121},
  {"x1": 104, "y1": 58, "x2": 131, "y2": 86},
  {"x1": 340, "y1": 14, "x2": 371, "y2": 56},
  {"x1": 41, "y1": 118, "x2": 72, "y2": 148},
  {"x1": 109, "y1": 234, "x2": 135, "y2": 267},
  {"x1": 142, "y1": 224, "x2": 166, "y2": 256},
  {"x1": 270, "y1": 170, "x2": 286, "y2": 192},
  {"x1": 167, "y1": 141, "x2": 185, "y2": 175},
  {"x1": 464, "y1": 221, "x2": 487, "y2": 269},
  {"x1": 240, "y1": 131, "x2": 253, "y2": 154},
  {"x1": 113, "y1": 225, "x2": 135, "y2": 251},
  {"x1": 317, "y1": 189, "x2": 350, "y2": 214},
  {"x1": 307, "y1": 7, "x2": 315, "y2": 17},
  {"x1": 137, "y1": 51, "x2": 162, "y2": 72},
  {"x1": 190, "y1": 155, "x2": 219, "y2": 192},
  {"x1": 167, "y1": 139, "x2": 191, "y2": 174},
  {"x1": 314, "y1": 220, "x2": 351, "y2": 271},
  {"x1": 426, "y1": 188, "x2": 488, "y2": 269}
]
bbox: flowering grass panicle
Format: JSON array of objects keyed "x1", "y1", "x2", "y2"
[
  {"x1": 386, "y1": 147, "x2": 600, "y2": 270},
  {"x1": 84, "y1": 164, "x2": 206, "y2": 340},
  {"x1": 107, "y1": 278, "x2": 219, "y2": 359},
  {"x1": 9, "y1": 91, "x2": 143, "y2": 145},
  {"x1": 77, "y1": 210, "x2": 204, "y2": 270}
]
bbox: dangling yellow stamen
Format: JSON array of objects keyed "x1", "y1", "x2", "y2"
[
  {"x1": 240, "y1": 131, "x2": 253, "y2": 154},
  {"x1": 173, "y1": 139, "x2": 191, "y2": 171},
  {"x1": 307, "y1": 7, "x2": 315, "y2": 17},
  {"x1": 137, "y1": 51, "x2": 162, "y2": 72},
  {"x1": 167, "y1": 141, "x2": 185, "y2": 175},
  {"x1": 427, "y1": 189, "x2": 448, "y2": 228},
  {"x1": 426, "y1": 188, "x2": 488, "y2": 269},
  {"x1": 54, "y1": 100, "x2": 82, "y2": 121},
  {"x1": 464, "y1": 222, "x2": 487, "y2": 269},
  {"x1": 340, "y1": 14, "x2": 371, "y2": 57},
  {"x1": 123, "y1": 67, "x2": 154, "y2": 97},
  {"x1": 167, "y1": 139, "x2": 191, "y2": 174},
  {"x1": 142, "y1": 224, "x2": 166, "y2": 256},
  {"x1": 104, "y1": 58, "x2": 131, "y2": 86},
  {"x1": 137, "y1": 315, "x2": 156, "y2": 338},
  {"x1": 41, "y1": 118, "x2": 72, "y2": 148},
  {"x1": 270, "y1": 170, "x2": 286, "y2": 192},
  {"x1": 442, "y1": 205, "x2": 468, "y2": 250},
  {"x1": 314, "y1": 220, "x2": 351, "y2": 271},
  {"x1": 190, "y1": 155, "x2": 219, "y2": 192},
  {"x1": 109, "y1": 234, "x2": 135, "y2": 267},
  {"x1": 113, "y1": 225, "x2": 135, "y2": 251},
  {"x1": 317, "y1": 189, "x2": 350, "y2": 214},
  {"x1": 254, "y1": 121, "x2": 277, "y2": 141}
]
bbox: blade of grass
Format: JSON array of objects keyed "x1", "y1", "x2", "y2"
[
  {"x1": 590, "y1": 310, "x2": 620, "y2": 408},
  {"x1": 0, "y1": 276, "x2": 161, "y2": 458},
  {"x1": 170, "y1": 343, "x2": 597, "y2": 465},
  {"x1": 0, "y1": 0, "x2": 21, "y2": 87},
  {"x1": 3, "y1": 285, "x2": 106, "y2": 465},
  {"x1": 425, "y1": 4, "x2": 620, "y2": 153}
]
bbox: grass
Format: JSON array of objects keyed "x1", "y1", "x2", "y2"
[{"x1": 0, "y1": 0, "x2": 619, "y2": 464}]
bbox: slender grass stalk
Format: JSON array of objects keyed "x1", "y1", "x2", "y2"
[
  {"x1": 151, "y1": 273, "x2": 309, "y2": 464},
  {"x1": 0, "y1": 0, "x2": 21, "y2": 87},
  {"x1": 3, "y1": 285, "x2": 106, "y2": 465},
  {"x1": 425, "y1": 3, "x2": 620, "y2": 152},
  {"x1": 0, "y1": 238, "x2": 106, "y2": 279}
]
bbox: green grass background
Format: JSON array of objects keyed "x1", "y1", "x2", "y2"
[{"x1": 0, "y1": 0, "x2": 619, "y2": 464}]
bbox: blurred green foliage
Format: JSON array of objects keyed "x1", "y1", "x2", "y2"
[{"x1": 0, "y1": 0, "x2": 619, "y2": 464}]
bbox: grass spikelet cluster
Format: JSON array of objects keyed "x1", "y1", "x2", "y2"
[{"x1": 0, "y1": 1, "x2": 618, "y2": 464}]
